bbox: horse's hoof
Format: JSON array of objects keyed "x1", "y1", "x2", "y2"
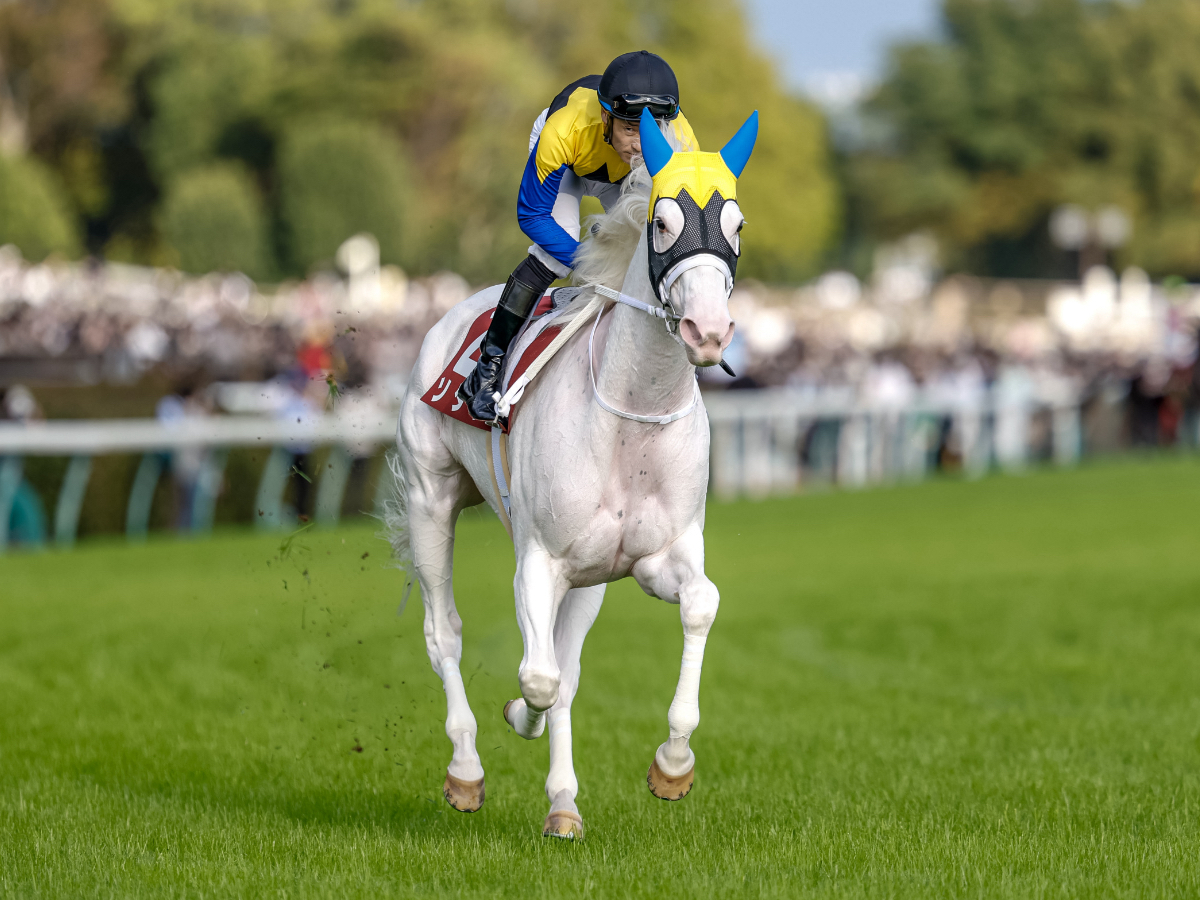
[
  {"x1": 647, "y1": 758, "x2": 693, "y2": 801},
  {"x1": 542, "y1": 809, "x2": 584, "y2": 840},
  {"x1": 442, "y1": 771, "x2": 485, "y2": 812},
  {"x1": 503, "y1": 699, "x2": 515, "y2": 726}
]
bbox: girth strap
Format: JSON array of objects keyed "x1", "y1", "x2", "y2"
[{"x1": 489, "y1": 425, "x2": 514, "y2": 537}]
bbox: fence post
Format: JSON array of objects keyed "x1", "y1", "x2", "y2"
[
  {"x1": 1052, "y1": 404, "x2": 1082, "y2": 466},
  {"x1": 900, "y1": 413, "x2": 927, "y2": 480},
  {"x1": 994, "y1": 402, "x2": 1030, "y2": 471},
  {"x1": 315, "y1": 445, "x2": 354, "y2": 525},
  {"x1": 54, "y1": 455, "x2": 93, "y2": 546},
  {"x1": 959, "y1": 406, "x2": 989, "y2": 479},
  {"x1": 709, "y1": 418, "x2": 741, "y2": 499},
  {"x1": 191, "y1": 449, "x2": 228, "y2": 534},
  {"x1": 126, "y1": 453, "x2": 164, "y2": 541},
  {"x1": 372, "y1": 452, "x2": 398, "y2": 519},
  {"x1": 0, "y1": 456, "x2": 23, "y2": 553},
  {"x1": 742, "y1": 417, "x2": 773, "y2": 497},
  {"x1": 838, "y1": 414, "x2": 869, "y2": 488},
  {"x1": 255, "y1": 446, "x2": 295, "y2": 531},
  {"x1": 771, "y1": 414, "x2": 801, "y2": 494}
]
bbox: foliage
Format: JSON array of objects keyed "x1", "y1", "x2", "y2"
[
  {"x1": 1, "y1": 0, "x2": 839, "y2": 283},
  {"x1": 853, "y1": 0, "x2": 1200, "y2": 278},
  {"x1": 0, "y1": 0, "x2": 127, "y2": 206},
  {"x1": 2, "y1": 459, "x2": 1200, "y2": 895},
  {"x1": 653, "y1": 1, "x2": 840, "y2": 281},
  {"x1": 161, "y1": 163, "x2": 270, "y2": 278},
  {"x1": 0, "y1": 152, "x2": 81, "y2": 260},
  {"x1": 278, "y1": 120, "x2": 410, "y2": 273}
]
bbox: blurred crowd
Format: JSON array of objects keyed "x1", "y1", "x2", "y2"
[
  {"x1": 718, "y1": 259, "x2": 1200, "y2": 448},
  {"x1": 0, "y1": 240, "x2": 465, "y2": 408},
  {"x1": 2, "y1": 241, "x2": 1199, "y2": 448}
]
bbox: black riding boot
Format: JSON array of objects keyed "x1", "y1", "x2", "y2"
[{"x1": 458, "y1": 254, "x2": 558, "y2": 422}]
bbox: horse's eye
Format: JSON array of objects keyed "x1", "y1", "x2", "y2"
[{"x1": 655, "y1": 219, "x2": 666, "y2": 232}]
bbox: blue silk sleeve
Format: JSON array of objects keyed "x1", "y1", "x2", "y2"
[{"x1": 516, "y1": 151, "x2": 578, "y2": 268}]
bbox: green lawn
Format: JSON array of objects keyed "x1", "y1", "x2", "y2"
[{"x1": 2, "y1": 457, "x2": 1200, "y2": 898}]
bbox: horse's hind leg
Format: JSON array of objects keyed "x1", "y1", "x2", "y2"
[
  {"x1": 541, "y1": 584, "x2": 605, "y2": 840},
  {"x1": 404, "y1": 457, "x2": 486, "y2": 812}
]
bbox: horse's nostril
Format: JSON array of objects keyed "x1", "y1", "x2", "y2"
[{"x1": 681, "y1": 318, "x2": 703, "y2": 345}]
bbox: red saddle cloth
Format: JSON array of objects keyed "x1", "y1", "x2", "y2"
[{"x1": 420, "y1": 292, "x2": 564, "y2": 433}]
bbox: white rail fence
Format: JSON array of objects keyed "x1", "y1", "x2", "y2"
[
  {"x1": 0, "y1": 414, "x2": 398, "y2": 551},
  {"x1": 702, "y1": 387, "x2": 1084, "y2": 498},
  {"x1": 0, "y1": 387, "x2": 1087, "y2": 550}
]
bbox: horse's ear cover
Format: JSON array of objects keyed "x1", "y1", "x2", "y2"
[
  {"x1": 641, "y1": 107, "x2": 757, "y2": 302},
  {"x1": 719, "y1": 110, "x2": 759, "y2": 178},
  {"x1": 639, "y1": 107, "x2": 674, "y2": 177}
]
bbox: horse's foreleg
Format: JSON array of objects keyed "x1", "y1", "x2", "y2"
[
  {"x1": 408, "y1": 475, "x2": 484, "y2": 811},
  {"x1": 504, "y1": 549, "x2": 568, "y2": 739},
  {"x1": 541, "y1": 584, "x2": 605, "y2": 840},
  {"x1": 632, "y1": 525, "x2": 719, "y2": 800}
]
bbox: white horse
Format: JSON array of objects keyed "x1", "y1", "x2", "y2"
[{"x1": 387, "y1": 109, "x2": 757, "y2": 838}]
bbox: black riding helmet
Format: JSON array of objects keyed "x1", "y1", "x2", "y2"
[{"x1": 598, "y1": 51, "x2": 680, "y2": 122}]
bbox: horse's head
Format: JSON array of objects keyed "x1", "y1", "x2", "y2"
[{"x1": 639, "y1": 107, "x2": 758, "y2": 367}]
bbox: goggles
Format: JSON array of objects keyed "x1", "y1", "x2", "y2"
[{"x1": 601, "y1": 93, "x2": 679, "y2": 121}]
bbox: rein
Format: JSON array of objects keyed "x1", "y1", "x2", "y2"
[
  {"x1": 590, "y1": 283, "x2": 682, "y2": 335},
  {"x1": 493, "y1": 281, "x2": 714, "y2": 426}
]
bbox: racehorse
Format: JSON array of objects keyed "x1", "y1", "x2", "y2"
[{"x1": 386, "y1": 108, "x2": 757, "y2": 839}]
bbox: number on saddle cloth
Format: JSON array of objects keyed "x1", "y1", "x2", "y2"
[{"x1": 420, "y1": 290, "x2": 566, "y2": 433}]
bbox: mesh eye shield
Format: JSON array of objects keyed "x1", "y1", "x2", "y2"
[{"x1": 647, "y1": 189, "x2": 738, "y2": 304}]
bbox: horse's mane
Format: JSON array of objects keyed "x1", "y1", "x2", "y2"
[
  {"x1": 572, "y1": 165, "x2": 651, "y2": 291},
  {"x1": 551, "y1": 164, "x2": 653, "y2": 326}
]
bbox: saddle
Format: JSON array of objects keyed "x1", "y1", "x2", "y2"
[{"x1": 420, "y1": 287, "x2": 580, "y2": 433}]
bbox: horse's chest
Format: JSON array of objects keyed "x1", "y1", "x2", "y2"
[
  {"x1": 563, "y1": 498, "x2": 675, "y2": 581},
  {"x1": 514, "y1": 410, "x2": 708, "y2": 581},
  {"x1": 553, "y1": 456, "x2": 701, "y2": 579}
]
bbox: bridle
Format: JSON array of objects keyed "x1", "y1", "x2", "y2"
[{"x1": 584, "y1": 252, "x2": 735, "y2": 426}]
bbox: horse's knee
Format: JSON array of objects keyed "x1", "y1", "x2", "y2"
[
  {"x1": 519, "y1": 664, "x2": 561, "y2": 712},
  {"x1": 679, "y1": 578, "x2": 720, "y2": 635}
]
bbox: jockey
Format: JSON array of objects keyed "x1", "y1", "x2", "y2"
[{"x1": 459, "y1": 50, "x2": 699, "y2": 422}]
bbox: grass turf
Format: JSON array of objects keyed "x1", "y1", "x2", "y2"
[{"x1": 2, "y1": 457, "x2": 1199, "y2": 898}]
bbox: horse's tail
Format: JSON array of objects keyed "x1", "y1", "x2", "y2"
[{"x1": 379, "y1": 448, "x2": 416, "y2": 615}]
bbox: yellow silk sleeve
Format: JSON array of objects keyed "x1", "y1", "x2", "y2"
[{"x1": 534, "y1": 109, "x2": 578, "y2": 182}]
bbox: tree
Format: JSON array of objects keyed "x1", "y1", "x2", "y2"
[
  {"x1": 8, "y1": 0, "x2": 842, "y2": 283},
  {"x1": 0, "y1": 153, "x2": 80, "y2": 260},
  {"x1": 0, "y1": 0, "x2": 129, "y2": 241},
  {"x1": 852, "y1": 0, "x2": 1200, "y2": 279},
  {"x1": 161, "y1": 163, "x2": 269, "y2": 277},
  {"x1": 277, "y1": 120, "x2": 411, "y2": 273}
]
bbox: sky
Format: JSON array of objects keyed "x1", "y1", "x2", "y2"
[{"x1": 741, "y1": 0, "x2": 942, "y2": 105}]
